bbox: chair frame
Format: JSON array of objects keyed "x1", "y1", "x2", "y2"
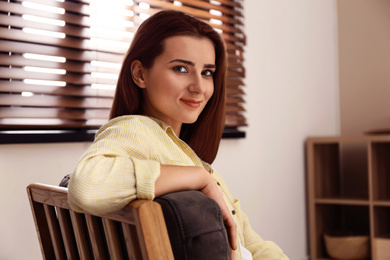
[{"x1": 27, "y1": 183, "x2": 174, "y2": 260}]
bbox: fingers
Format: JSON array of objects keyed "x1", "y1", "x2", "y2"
[
  {"x1": 200, "y1": 176, "x2": 237, "y2": 253},
  {"x1": 225, "y1": 215, "x2": 237, "y2": 250}
]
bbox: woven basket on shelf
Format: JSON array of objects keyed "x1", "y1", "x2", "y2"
[{"x1": 324, "y1": 233, "x2": 370, "y2": 260}]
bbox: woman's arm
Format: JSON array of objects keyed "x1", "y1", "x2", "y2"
[{"x1": 156, "y1": 165, "x2": 237, "y2": 255}]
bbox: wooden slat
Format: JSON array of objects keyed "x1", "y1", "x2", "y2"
[
  {"x1": 26, "y1": 190, "x2": 56, "y2": 259},
  {"x1": 226, "y1": 43, "x2": 244, "y2": 53},
  {"x1": 227, "y1": 96, "x2": 245, "y2": 104},
  {"x1": 0, "y1": 14, "x2": 135, "y2": 43},
  {"x1": 134, "y1": 4, "x2": 242, "y2": 25},
  {"x1": 0, "y1": 95, "x2": 113, "y2": 109},
  {"x1": 0, "y1": 67, "x2": 117, "y2": 86},
  {"x1": 0, "y1": 2, "x2": 91, "y2": 28},
  {"x1": 28, "y1": 185, "x2": 69, "y2": 208},
  {"x1": 227, "y1": 70, "x2": 245, "y2": 78},
  {"x1": 226, "y1": 87, "x2": 245, "y2": 96},
  {"x1": 227, "y1": 79, "x2": 245, "y2": 87},
  {"x1": 102, "y1": 219, "x2": 124, "y2": 259},
  {"x1": 208, "y1": 21, "x2": 244, "y2": 34},
  {"x1": 57, "y1": 208, "x2": 79, "y2": 259},
  {"x1": 226, "y1": 105, "x2": 245, "y2": 113},
  {"x1": 43, "y1": 204, "x2": 67, "y2": 260},
  {"x1": 85, "y1": 214, "x2": 109, "y2": 259},
  {"x1": 221, "y1": 33, "x2": 245, "y2": 44},
  {"x1": 0, "y1": 118, "x2": 105, "y2": 129},
  {"x1": 215, "y1": 0, "x2": 244, "y2": 9},
  {"x1": 121, "y1": 223, "x2": 143, "y2": 260},
  {"x1": 0, "y1": 81, "x2": 114, "y2": 99},
  {"x1": 0, "y1": 40, "x2": 124, "y2": 63},
  {"x1": 69, "y1": 210, "x2": 92, "y2": 259},
  {"x1": 0, "y1": 107, "x2": 109, "y2": 120},
  {"x1": 26, "y1": 0, "x2": 91, "y2": 16},
  {"x1": 144, "y1": 0, "x2": 243, "y2": 17},
  {"x1": 226, "y1": 114, "x2": 247, "y2": 127},
  {"x1": 0, "y1": 28, "x2": 129, "y2": 54}
]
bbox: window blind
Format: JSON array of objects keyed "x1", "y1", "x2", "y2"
[{"x1": 0, "y1": 0, "x2": 246, "y2": 132}]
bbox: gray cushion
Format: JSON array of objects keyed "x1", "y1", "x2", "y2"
[{"x1": 155, "y1": 191, "x2": 230, "y2": 260}]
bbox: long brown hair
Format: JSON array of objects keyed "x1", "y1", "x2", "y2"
[{"x1": 110, "y1": 10, "x2": 227, "y2": 164}]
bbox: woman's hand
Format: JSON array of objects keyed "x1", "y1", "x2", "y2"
[
  {"x1": 155, "y1": 165, "x2": 237, "y2": 259},
  {"x1": 200, "y1": 173, "x2": 237, "y2": 258}
]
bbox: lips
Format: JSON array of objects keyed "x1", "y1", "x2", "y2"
[{"x1": 180, "y1": 99, "x2": 202, "y2": 108}]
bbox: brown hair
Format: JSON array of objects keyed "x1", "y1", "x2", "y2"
[{"x1": 110, "y1": 10, "x2": 227, "y2": 164}]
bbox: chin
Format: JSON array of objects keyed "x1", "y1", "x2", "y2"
[{"x1": 182, "y1": 117, "x2": 199, "y2": 125}]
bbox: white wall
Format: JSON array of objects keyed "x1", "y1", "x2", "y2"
[
  {"x1": 213, "y1": 1, "x2": 339, "y2": 259},
  {"x1": 0, "y1": 1, "x2": 339, "y2": 259}
]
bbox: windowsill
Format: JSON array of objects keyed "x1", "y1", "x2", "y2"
[{"x1": 0, "y1": 128, "x2": 245, "y2": 144}]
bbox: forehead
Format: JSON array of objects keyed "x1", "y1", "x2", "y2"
[{"x1": 159, "y1": 36, "x2": 216, "y2": 64}]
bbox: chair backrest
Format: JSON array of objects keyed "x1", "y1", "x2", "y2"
[{"x1": 27, "y1": 183, "x2": 174, "y2": 260}]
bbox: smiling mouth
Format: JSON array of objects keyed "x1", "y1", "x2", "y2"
[{"x1": 180, "y1": 99, "x2": 202, "y2": 108}]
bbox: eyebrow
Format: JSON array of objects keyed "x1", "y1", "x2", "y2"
[{"x1": 168, "y1": 59, "x2": 216, "y2": 69}]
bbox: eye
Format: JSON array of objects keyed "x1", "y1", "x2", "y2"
[
  {"x1": 202, "y1": 69, "x2": 214, "y2": 77},
  {"x1": 173, "y1": 66, "x2": 188, "y2": 73}
]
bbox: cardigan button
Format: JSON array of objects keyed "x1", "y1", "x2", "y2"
[
  {"x1": 232, "y1": 210, "x2": 236, "y2": 215},
  {"x1": 216, "y1": 182, "x2": 220, "y2": 186}
]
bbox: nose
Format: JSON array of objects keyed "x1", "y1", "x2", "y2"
[{"x1": 188, "y1": 74, "x2": 205, "y2": 94}]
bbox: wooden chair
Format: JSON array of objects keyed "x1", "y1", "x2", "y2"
[{"x1": 27, "y1": 183, "x2": 174, "y2": 260}]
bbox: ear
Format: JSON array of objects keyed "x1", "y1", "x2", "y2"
[{"x1": 131, "y1": 60, "x2": 146, "y2": 89}]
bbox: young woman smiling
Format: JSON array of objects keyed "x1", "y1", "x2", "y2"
[{"x1": 68, "y1": 10, "x2": 288, "y2": 260}]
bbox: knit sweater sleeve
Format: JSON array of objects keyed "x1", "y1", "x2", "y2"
[{"x1": 68, "y1": 117, "x2": 161, "y2": 215}]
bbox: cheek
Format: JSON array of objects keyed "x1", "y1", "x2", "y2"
[{"x1": 206, "y1": 82, "x2": 214, "y2": 101}]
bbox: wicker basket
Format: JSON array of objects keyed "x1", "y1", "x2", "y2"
[{"x1": 324, "y1": 233, "x2": 370, "y2": 260}]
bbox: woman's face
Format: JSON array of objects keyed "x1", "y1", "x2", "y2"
[{"x1": 140, "y1": 35, "x2": 215, "y2": 135}]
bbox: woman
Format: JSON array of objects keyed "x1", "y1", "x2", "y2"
[{"x1": 68, "y1": 10, "x2": 288, "y2": 260}]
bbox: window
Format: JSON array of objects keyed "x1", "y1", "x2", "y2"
[{"x1": 0, "y1": 0, "x2": 246, "y2": 143}]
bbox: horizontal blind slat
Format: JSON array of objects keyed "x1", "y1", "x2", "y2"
[
  {"x1": 0, "y1": 81, "x2": 114, "y2": 98},
  {"x1": 134, "y1": 4, "x2": 242, "y2": 25},
  {"x1": 0, "y1": 2, "x2": 91, "y2": 27},
  {"x1": 0, "y1": 107, "x2": 109, "y2": 120},
  {"x1": 0, "y1": 94, "x2": 112, "y2": 109},
  {"x1": 25, "y1": 0, "x2": 90, "y2": 16},
  {"x1": 0, "y1": 14, "x2": 136, "y2": 42},
  {"x1": 0, "y1": 28, "x2": 129, "y2": 54},
  {"x1": 0, "y1": 118, "x2": 105, "y2": 129},
  {"x1": 0, "y1": 40, "x2": 124, "y2": 63},
  {"x1": 0, "y1": 67, "x2": 117, "y2": 86},
  {"x1": 0, "y1": 53, "x2": 120, "y2": 74}
]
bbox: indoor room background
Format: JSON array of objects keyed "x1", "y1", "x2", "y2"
[{"x1": 2, "y1": 0, "x2": 388, "y2": 259}]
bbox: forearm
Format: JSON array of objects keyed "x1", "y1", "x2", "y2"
[{"x1": 155, "y1": 165, "x2": 209, "y2": 197}]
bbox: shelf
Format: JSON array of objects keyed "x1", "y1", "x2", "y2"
[
  {"x1": 313, "y1": 204, "x2": 370, "y2": 259},
  {"x1": 374, "y1": 206, "x2": 390, "y2": 238},
  {"x1": 373, "y1": 201, "x2": 390, "y2": 207},
  {"x1": 315, "y1": 198, "x2": 369, "y2": 205},
  {"x1": 306, "y1": 135, "x2": 390, "y2": 260},
  {"x1": 310, "y1": 141, "x2": 369, "y2": 201},
  {"x1": 371, "y1": 141, "x2": 390, "y2": 201}
]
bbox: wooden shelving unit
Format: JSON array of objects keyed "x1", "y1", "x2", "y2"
[{"x1": 306, "y1": 135, "x2": 390, "y2": 260}]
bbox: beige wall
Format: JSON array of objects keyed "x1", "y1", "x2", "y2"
[
  {"x1": 338, "y1": 0, "x2": 390, "y2": 135},
  {"x1": 0, "y1": 1, "x2": 339, "y2": 259}
]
